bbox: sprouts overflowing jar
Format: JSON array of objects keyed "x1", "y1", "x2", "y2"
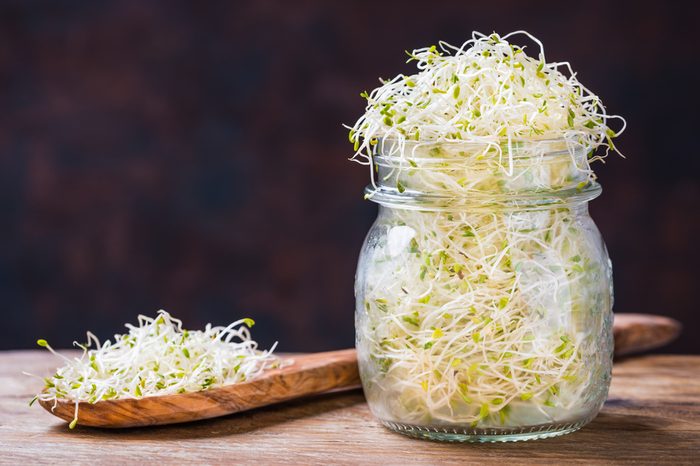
[{"x1": 348, "y1": 32, "x2": 625, "y2": 442}]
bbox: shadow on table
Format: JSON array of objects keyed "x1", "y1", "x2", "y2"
[{"x1": 48, "y1": 388, "x2": 366, "y2": 440}]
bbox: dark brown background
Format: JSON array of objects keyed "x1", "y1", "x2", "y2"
[{"x1": 1, "y1": 1, "x2": 698, "y2": 353}]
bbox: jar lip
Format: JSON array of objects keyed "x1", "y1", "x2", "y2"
[
  {"x1": 365, "y1": 181, "x2": 602, "y2": 211},
  {"x1": 375, "y1": 137, "x2": 589, "y2": 163},
  {"x1": 381, "y1": 135, "x2": 573, "y2": 144}
]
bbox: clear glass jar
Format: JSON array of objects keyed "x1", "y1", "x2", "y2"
[{"x1": 355, "y1": 139, "x2": 614, "y2": 442}]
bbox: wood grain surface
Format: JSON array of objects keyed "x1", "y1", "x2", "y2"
[
  {"x1": 38, "y1": 349, "x2": 359, "y2": 428},
  {"x1": 1, "y1": 350, "x2": 698, "y2": 465}
]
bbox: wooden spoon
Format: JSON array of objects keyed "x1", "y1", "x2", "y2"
[
  {"x1": 39, "y1": 348, "x2": 360, "y2": 428},
  {"x1": 39, "y1": 314, "x2": 680, "y2": 428}
]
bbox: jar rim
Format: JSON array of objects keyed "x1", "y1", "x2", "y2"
[
  {"x1": 368, "y1": 136, "x2": 599, "y2": 208},
  {"x1": 375, "y1": 137, "x2": 590, "y2": 163},
  {"x1": 365, "y1": 181, "x2": 602, "y2": 212}
]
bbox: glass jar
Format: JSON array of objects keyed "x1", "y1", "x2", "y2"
[{"x1": 355, "y1": 139, "x2": 614, "y2": 442}]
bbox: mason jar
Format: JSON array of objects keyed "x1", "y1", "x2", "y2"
[{"x1": 355, "y1": 139, "x2": 614, "y2": 442}]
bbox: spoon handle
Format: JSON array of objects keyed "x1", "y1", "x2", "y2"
[
  {"x1": 246, "y1": 348, "x2": 361, "y2": 405},
  {"x1": 613, "y1": 313, "x2": 681, "y2": 356}
]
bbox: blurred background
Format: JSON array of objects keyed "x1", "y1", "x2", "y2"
[{"x1": 1, "y1": 0, "x2": 698, "y2": 353}]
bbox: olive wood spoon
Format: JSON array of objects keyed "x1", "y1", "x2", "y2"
[
  {"x1": 39, "y1": 314, "x2": 679, "y2": 428},
  {"x1": 39, "y1": 348, "x2": 360, "y2": 428}
]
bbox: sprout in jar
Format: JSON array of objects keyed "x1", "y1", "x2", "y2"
[{"x1": 349, "y1": 31, "x2": 624, "y2": 432}]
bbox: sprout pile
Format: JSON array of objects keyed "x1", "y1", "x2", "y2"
[
  {"x1": 351, "y1": 31, "x2": 622, "y2": 431},
  {"x1": 31, "y1": 310, "x2": 282, "y2": 428},
  {"x1": 349, "y1": 31, "x2": 625, "y2": 169}
]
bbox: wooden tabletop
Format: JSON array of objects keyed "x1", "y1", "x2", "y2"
[{"x1": 1, "y1": 351, "x2": 698, "y2": 465}]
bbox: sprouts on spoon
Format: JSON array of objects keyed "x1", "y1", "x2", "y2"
[{"x1": 30, "y1": 310, "x2": 282, "y2": 429}]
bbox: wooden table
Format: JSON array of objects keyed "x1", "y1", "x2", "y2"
[{"x1": 1, "y1": 351, "x2": 698, "y2": 465}]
